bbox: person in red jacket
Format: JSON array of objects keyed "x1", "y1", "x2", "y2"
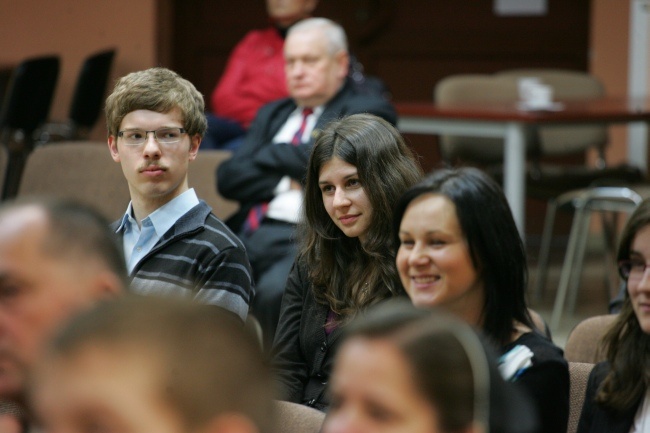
[{"x1": 202, "y1": 0, "x2": 318, "y2": 151}]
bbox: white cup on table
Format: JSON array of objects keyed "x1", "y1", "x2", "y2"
[{"x1": 518, "y1": 77, "x2": 553, "y2": 109}]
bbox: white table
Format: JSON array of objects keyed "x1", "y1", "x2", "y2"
[{"x1": 396, "y1": 98, "x2": 650, "y2": 235}]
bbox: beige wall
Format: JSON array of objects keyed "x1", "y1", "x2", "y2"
[
  {"x1": 590, "y1": 0, "x2": 631, "y2": 165},
  {"x1": 0, "y1": 0, "x2": 157, "y2": 141},
  {"x1": 0, "y1": 0, "x2": 641, "y2": 151}
]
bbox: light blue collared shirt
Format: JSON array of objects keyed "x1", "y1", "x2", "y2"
[{"x1": 116, "y1": 189, "x2": 200, "y2": 274}]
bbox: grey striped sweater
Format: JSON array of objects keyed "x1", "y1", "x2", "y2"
[{"x1": 113, "y1": 201, "x2": 254, "y2": 321}]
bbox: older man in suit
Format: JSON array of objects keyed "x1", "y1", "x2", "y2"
[{"x1": 217, "y1": 17, "x2": 396, "y2": 348}]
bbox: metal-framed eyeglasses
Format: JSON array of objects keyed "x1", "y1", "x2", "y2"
[
  {"x1": 618, "y1": 259, "x2": 650, "y2": 281},
  {"x1": 117, "y1": 127, "x2": 187, "y2": 147}
]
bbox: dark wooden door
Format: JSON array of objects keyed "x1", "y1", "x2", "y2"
[
  {"x1": 165, "y1": 0, "x2": 591, "y2": 236},
  {"x1": 167, "y1": 0, "x2": 590, "y2": 171},
  {"x1": 169, "y1": 0, "x2": 590, "y2": 102}
]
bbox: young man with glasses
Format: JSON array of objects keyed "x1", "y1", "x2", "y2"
[{"x1": 105, "y1": 67, "x2": 253, "y2": 323}]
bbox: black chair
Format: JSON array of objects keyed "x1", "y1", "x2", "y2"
[
  {"x1": 0, "y1": 55, "x2": 60, "y2": 198},
  {"x1": 35, "y1": 48, "x2": 116, "y2": 144},
  {"x1": 0, "y1": 65, "x2": 13, "y2": 109}
]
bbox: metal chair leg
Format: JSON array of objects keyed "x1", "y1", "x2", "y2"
[
  {"x1": 533, "y1": 198, "x2": 558, "y2": 300},
  {"x1": 549, "y1": 187, "x2": 643, "y2": 331},
  {"x1": 567, "y1": 210, "x2": 592, "y2": 314},
  {"x1": 600, "y1": 210, "x2": 622, "y2": 300},
  {"x1": 551, "y1": 202, "x2": 587, "y2": 331}
]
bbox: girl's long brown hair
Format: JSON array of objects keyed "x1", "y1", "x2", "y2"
[
  {"x1": 596, "y1": 199, "x2": 650, "y2": 411},
  {"x1": 299, "y1": 114, "x2": 422, "y2": 322}
]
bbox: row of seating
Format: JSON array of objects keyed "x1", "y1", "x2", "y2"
[
  {"x1": 0, "y1": 141, "x2": 238, "y2": 223},
  {"x1": 0, "y1": 49, "x2": 116, "y2": 198},
  {"x1": 0, "y1": 142, "x2": 616, "y2": 433},
  {"x1": 255, "y1": 313, "x2": 617, "y2": 433},
  {"x1": 0, "y1": 139, "x2": 326, "y2": 433},
  {"x1": 252, "y1": 314, "x2": 617, "y2": 433},
  {"x1": 0, "y1": 122, "x2": 323, "y2": 431},
  {"x1": 35, "y1": 49, "x2": 115, "y2": 144},
  {"x1": 213, "y1": 314, "x2": 616, "y2": 433}
]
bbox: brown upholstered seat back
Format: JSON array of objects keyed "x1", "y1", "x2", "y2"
[
  {"x1": 567, "y1": 362, "x2": 595, "y2": 433},
  {"x1": 564, "y1": 314, "x2": 617, "y2": 363},
  {"x1": 188, "y1": 150, "x2": 239, "y2": 222},
  {"x1": 17, "y1": 141, "x2": 130, "y2": 221},
  {"x1": 273, "y1": 400, "x2": 325, "y2": 433}
]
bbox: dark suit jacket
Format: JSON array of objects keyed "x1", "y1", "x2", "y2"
[
  {"x1": 577, "y1": 362, "x2": 641, "y2": 433},
  {"x1": 271, "y1": 260, "x2": 344, "y2": 411},
  {"x1": 216, "y1": 79, "x2": 397, "y2": 232}
]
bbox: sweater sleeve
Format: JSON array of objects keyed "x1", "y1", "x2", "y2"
[
  {"x1": 193, "y1": 242, "x2": 253, "y2": 322},
  {"x1": 271, "y1": 261, "x2": 310, "y2": 403},
  {"x1": 509, "y1": 334, "x2": 570, "y2": 433}
]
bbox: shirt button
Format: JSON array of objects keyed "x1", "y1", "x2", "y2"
[
  {"x1": 307, "y1": 399, "x2": 316, "y2": 407},
  {"x1": 136, "y1": 247, "x2": 142, "y2": 252},
  {"x1": 320, "y1": 342, "x2": 327, "y2": 352}
]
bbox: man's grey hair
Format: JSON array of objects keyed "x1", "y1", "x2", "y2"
[{"x1": 287, "y1": 17, "x2": 348, "y2": 55}]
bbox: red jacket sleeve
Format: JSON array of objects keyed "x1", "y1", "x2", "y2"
[{"x1": 211, "y1": 27, "x2": 289, "y2": 128}]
